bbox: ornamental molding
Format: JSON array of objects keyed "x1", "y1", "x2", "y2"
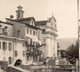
[
  {"x1": 43, "y1": 31, "x2": 58, "y2": 37},
  {"x1": 0, "y1": 35, "x2": 25, "y2": 42},
  {"x1": 45, "y1": 25, "x2": 57, "y2": 32}
]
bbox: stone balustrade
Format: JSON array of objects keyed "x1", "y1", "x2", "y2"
[{"x1": 6, "y1": 66, "x2": 30, "y2": 72}]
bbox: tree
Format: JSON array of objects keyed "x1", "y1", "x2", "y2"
[
  {"x1": 65, "y1": 41, "x2": 79, "y2": 64},
  {"x1": 47, "y1": 57, "x2": 55, "y2": 66}
]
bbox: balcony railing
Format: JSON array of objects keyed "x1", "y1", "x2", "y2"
[
  {"x1": 25, "y1": 42, "x2": 35, "y2": 47},
  {"x1": 26, "y1": 48, "x2": 42, "y2": 56},
  {"x1": 25, "y1": 41, "x2": 42, "y2": 47},
  {"x1": 29, "y1": 65, "x2": 76, "y2": 72}
]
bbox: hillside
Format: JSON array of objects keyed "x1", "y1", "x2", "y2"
[{"x1": 57, "y1": 38, "x2": 77, "y2": 50}]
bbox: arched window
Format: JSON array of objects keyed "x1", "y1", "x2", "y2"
[{"x1": 8, "y1": 57, "x2": 12, "y2": 64}]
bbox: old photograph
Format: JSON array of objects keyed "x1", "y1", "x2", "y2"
[{"x1": 0, "y1": 0, "x2": 79, "y2": 72}]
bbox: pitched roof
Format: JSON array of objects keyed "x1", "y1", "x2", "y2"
[
  {"x1": 0, "y1": 20, "x2": 13, "y2": 25},
  {"x1": 6, "y1": 18, "x2": 41, "y2": 30},
  {"x1": 35, "y1": 20, "x2": 47, "y2": 26},
  {"x1": 14, "y1": 17, "x2": 35, "y2": 22}
]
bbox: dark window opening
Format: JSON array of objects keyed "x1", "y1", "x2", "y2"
[
  {"x1": 17, "y1": 30, "x2": 20, "y2": 37},
  {"x1": 2, "y1": 26, "x2": 8, "y2": 35},
  {"x1": 42, "y1": 29, "x2": 45, "y2": 34},
  {"x1": 30, "y1": 30, "x2": 32, "y2": 34},
  {"x1": 14, "y1": 50, "x2": 18, "y2": 57},
  {"x1": 3, "y1": 42, "x2": 7, "y2": 50},
  {"x1": 23, "y1": 51, "x2": 25, "y2": 56},
  {"x1": 9, "y1": 43, "x2": 12, "y2": 51},
  {"x1": 27, "y1": 56, "x2": 29, "y2": 61},
  {"x1": 33, "y1": 31, "x2": 35, "y2": 35},
  {"x1": 0, "y1": 42, "x2": 1, "y2": 49},
  {"x1": 8, "y1": 57, "x2": 12, "y2": 64},
  {"x1": 27, "y1": 29, "x2": 29, "y2": 34}
]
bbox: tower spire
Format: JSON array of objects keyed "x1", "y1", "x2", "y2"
[
  {"x1": 16, "y1": 5, "x2": 24, "y2": 19},
  {"x1": 17, "y1": 5, "x2": 23, "y2": 10}
]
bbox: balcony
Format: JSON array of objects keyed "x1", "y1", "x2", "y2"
[
  {"x1": 26, "y1": 50, "x2": 33, "y2": 56},
  {"x1": 25, "y1": 40, "x2": 42, "y2": 48},
  {"x1": 26, "y1": 48, "x2": 42, "y2": 56},
  {"x1": 25, "y1": 42, "x2": 35, "y2": 47}
]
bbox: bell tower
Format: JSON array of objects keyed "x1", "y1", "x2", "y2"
[{"x1": 16, "y1": 5, "x2": 24, "y2": 19}]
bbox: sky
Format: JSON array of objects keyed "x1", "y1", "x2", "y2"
[{"x1": 0, "y1": 0, "x2": 79, "y2": 38}]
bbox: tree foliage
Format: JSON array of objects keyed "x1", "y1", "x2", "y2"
[{"x1": 61, "y1": 41, "x2": 79, "y2": 64}]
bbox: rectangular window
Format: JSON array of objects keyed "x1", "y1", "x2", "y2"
[
  {"x1": 36, "y1": 32, "x2": 37, "y2": 36},
  {"x1": 23, "y1": 51, "x2": 25, "y2": 56},
  {"x1": 30, "y1": 39, "x2": 32, "y2": 45},
  {"x1": 27, "y1": 29, "x2": 29, "y2": 34},
  {"x1": 33, "y1": 31, "x2": 35, "y2": 35},
  {"x1": 23, "y1": 43, "x2": 25, "y2": 47},
  {"x1": 0, "y1": 42, "x2": 1, "y2": 49},
  {"x1": 14, "y1": 50, "x2": 18, "y2": 57},
  {"x1": 30, "y1": 30, "x2": 32, "y2": 34},
  {"x1": 3, "y1": 42, "x2": 7, "y2": 50},
  {"x1": 0, "y1": 28, "x2": 2, "y2": 34},
  {"x1": 27, "y1": 56, "x2": 29, "y2": 61},
  {"x1": 33, "y1": 56, "x2": 37, "y2": 62},
  {"x1": 43, "y1": 39, "x2": 46, "y2": 44},
  {"x1": 25, "y1": 41, "x2": 28, "y2": 46},
  {"x1": 17, "y1": 30, "x2": 20, "y2": 37},
  {"x1": 8, "y1": 57, "x2": 12, "y2": 64},
  {"x1": 33, "y1": 41, "x2": 36, "y2": 47},
  {"x1": 28, "y1": 39, "x2": 30, "y2": 45},
  {"x1": 9, "y1": 43, "x2": 12, "y2": 51},
  {"x1": 2, "y1": 26, "x2": 8, "y2": 35}
]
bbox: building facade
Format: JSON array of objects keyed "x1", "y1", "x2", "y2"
[
  {"x1": 0, "y1": 5, "x2": 58, "y2": 65},
  {"x1": 35, "y1": 16, "x2": 58, "y2": 58}
]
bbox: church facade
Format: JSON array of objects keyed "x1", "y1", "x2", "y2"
[{"x1": 0, "y1": 5, "x2": 58, "y2": 65}]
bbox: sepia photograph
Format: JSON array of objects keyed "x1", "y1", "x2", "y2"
[{"x1": 0, "y1": 0, "x2": 79, "y2": 72}]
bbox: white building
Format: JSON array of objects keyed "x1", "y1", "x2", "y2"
[
  {"x1": 36, "y1": 16, "x2": 58, "y2": 58},
  {"x1": 6, "y1": 5, "x2": 42, "y2": 64},
  {"x1": 0, "y1": 21, "x2": 14, "y2": 64},
  {"x1": 0, "y1": 5, "x2": 58, "y2": 65}
]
